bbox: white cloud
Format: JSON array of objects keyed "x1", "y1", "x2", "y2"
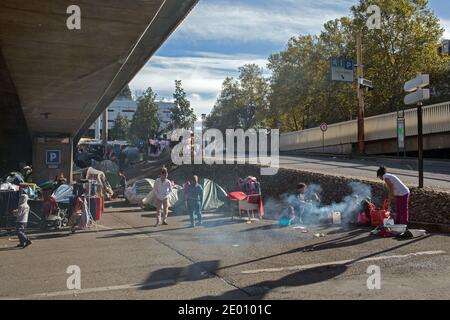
[
  {"x1": 174, "y1": 0, "x2": 354, "y2": 43},
  {"x1": 441, "y1": 19, "x2": 450, "y2": 39},
  {"x1": 129, "y1": 52, "x2": 269, "y2": 116}
]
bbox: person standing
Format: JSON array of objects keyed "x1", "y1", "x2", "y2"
[
  {"x1": 377, "y1": 166, "x2": 410, "y2": 225},
  {"x1": 154, "y1": 168, "x2": 173, "y2": 227},
  {"x1": 118, "y1": 170, "x2": 127, "y2": 198},
  {"x1": 186, "y1": 175, "x2": 203, "y2": 227},
  {"x1": 13, "y1": 194, "x2": 32, "y2": 248}
]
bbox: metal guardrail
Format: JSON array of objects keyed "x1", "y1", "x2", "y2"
[{"x1": 280, "y1": 101, "x2": 450, "y2": 151}]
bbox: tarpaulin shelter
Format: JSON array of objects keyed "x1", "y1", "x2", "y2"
[{"x1": 125, "y1": 179, "x2": 155, "y2": 205}]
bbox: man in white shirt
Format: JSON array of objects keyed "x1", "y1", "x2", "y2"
[{"x1": 154, "y1": 168, "x2": 173, "y2": 226}]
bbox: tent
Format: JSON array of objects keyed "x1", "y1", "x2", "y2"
[
  {"x1": 142, "y1": 178, "x2": 229, "y2": 213},
  {"x1": 125, "y1": 179, "x2": 155, "y2": 205}
]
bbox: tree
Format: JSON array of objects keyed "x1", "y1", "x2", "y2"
[
  {"x1": 110, "y1": 113, "x2": 129, "y2": 141},
  {"x1": 129, "y1": 87, "x2": 160, "y2": 142},
  {"x1": 118, "y1": 85, "x2": 132, "y2": 100},
  {"x1": 206, "y1": 64, "x2": 269, "y2": 131},
  {"x1": 265, "y1": 0, "x2": 449, "y2": 132},
  {"x1": 169, "y1": 80, "x2": 197, "y2": 130}
]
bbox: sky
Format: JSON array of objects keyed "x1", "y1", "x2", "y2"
[{"x1": 129, "y1": 0, "x2": 450, "y2": 117}]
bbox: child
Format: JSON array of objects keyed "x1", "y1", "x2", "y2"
[{"x1": 13, "y1": 194, "x2": 32, "y2": 248}]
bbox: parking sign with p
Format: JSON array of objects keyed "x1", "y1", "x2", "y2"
[{"x1": 46, "y1": 150, "x2": 61, "y2": 165}]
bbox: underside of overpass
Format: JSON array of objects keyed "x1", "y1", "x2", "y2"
[{"x1": 0, "y1": 0, "x2": 198, "y2": 179}]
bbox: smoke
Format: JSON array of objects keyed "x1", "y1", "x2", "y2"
[{"x1": 264, "y1": 182, "x2": 372, "y2": 224}]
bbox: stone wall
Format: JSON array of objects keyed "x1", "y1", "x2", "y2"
[{"x1": 170, "y1": 164, "x2": 450, "y2": 226}]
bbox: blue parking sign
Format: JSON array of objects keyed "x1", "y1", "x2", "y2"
[{"x1": 46, "y1": 150, "x2": 61, "y2": 165}]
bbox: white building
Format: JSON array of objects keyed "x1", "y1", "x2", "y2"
[
  {"x1": 89, "y1": 97, "x2": 138, "y2": 139},
  {"x1": 87, "y1": 98, "x2": 175, "y2": 138},
  {"x1": 157, "y1": 101, "x2": 174, "y2": 132}
]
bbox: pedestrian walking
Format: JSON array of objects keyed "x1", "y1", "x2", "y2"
[
  {"x1": 377, "y1": 166, "x2": 410, "y2": 225},
  {"x1": 185, "y1": 175, "x2": 203, "y2": 227},
  {"x1": 13, "y1": 194, "x2": 32, "y2": 248},
  {"x1": 154, "y1": 168, "x2": 173, "y2": 227}
]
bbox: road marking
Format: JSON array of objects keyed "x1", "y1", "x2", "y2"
[
  {"x1": 241, "y1": 251, "x2": 446, "y2": 274},
  {"x1": 13, "y1": 280, "x2": 176, "y2": 299}
]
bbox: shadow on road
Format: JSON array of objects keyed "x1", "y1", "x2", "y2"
[{"x1": 140, "y1": 260, "x2": 220, "y2": 290}]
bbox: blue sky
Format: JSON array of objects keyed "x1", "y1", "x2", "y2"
[{"x1": 129, "y1": 0, "x2": 450, "y2": 116}]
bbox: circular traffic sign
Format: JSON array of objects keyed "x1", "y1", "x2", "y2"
[{"x1": 320, "y1": 123, "x2": 328, "y2": 132}]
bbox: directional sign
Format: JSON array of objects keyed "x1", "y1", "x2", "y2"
[
  {"x1": 320, "y1": 123, "x2": 328, "y2": 132},
  {"x1": 404, "y1": 88, "x2": 430, "y2": 105},
  {"x1": 46, "y1": 150, "x2": 61, "y2": 165},
  {"x1": 397, "y1": 117, "x2": 405, "y2": 150},
  {"x1": 331, "y1": 58, "x2": 354, "y2": 82},
  {"x1": 404, "y1": 74, "x2": 430, "y2": 93}
]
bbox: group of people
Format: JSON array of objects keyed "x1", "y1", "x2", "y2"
[
  {"x1": 281, "y1": 166, "x2": 410, "y2": 227},
  {"x1": 150, "y1": 167, "x2": 203, "y2": 228},
  {"x1": 11, "y1": 164, "x2": 411, "y2": 249}
]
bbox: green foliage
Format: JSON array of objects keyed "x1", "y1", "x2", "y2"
[
  {"x1": 129, "y1": 87, "x2": 160, "y2": 141},
  {"x1": 118, "y1": 85, "x2": 132, "y2": 100},
  {"x1": 207, "y1": 0, "x2": 450, "y2": 133},
  {"x1": 110, "y1": 113, "x2": 129, "y2": 141},
  {"x1": 169, "y1": 80, "x2": 197, "y2": 130},
  {"x1": 205, "y1": 64, "x2": 269, "y2": 131}
]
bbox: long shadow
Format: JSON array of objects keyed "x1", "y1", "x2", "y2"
[
  {"x1": 139, "y1": 260, "x2": 220, "y2": 291},
  {"x1": 216, "y1": 229, "x2": 376, "y2": 272},
  {"x1": 197, "y1": 233, "x2": 432, "y2": 300}
]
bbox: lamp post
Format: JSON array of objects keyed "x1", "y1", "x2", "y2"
[{"x1": 201, "y1": 113, "x2": 206, "y2": 157}]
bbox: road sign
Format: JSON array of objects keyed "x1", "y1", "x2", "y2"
[
  {"x1": 397, "y1": 117, "x2": 405, "y2": 150},
  {"x1": 46, "y1": 150, "x2": 61, "y2": 165},
  {"x1": 320, "y1": 123, "x2": 328, "y2": 132},
  {"x1": 404, "y1": 74, "x2": 430, "y2": 93},
  {"x1": 330, "y1": 58, "x2": 354, "y2": 82},
  {"x1": 404, "y1": 88, "x2": 430, "y2": 105},
  {"x1": 358, "y1": 77, "x2": 374, "y2": 90}
]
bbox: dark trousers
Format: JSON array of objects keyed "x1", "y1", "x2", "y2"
[
  {"x1": 16, "y1": 222, "x2": 29, "y2": 245},
  {"x1": 187, "y1": 200, "x2": 202, "y2": 226}
]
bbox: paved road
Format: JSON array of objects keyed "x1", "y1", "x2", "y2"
[
  {"x1": 277, "y1": 155, "x2": 450, "y2": 190},
  {"x1": 1, "y1": 201, "x2": 450, "y2": 300}
]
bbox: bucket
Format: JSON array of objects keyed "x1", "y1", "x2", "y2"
[{"x1": 332, "y1": 212, "x2": 341, "y2": 225}]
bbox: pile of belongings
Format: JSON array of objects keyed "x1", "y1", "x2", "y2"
[
  {"x1": 85, "y1": 167, "x2": 114, "y2": 200},
  {"x1": 123, "y1": 147, "x2": 142, "y2": 164},
  {"x1": 228, "y1": 176, "x2": 264, "y2": 218},
  {"x1": 125, "y1": 179, "x2": 155, "y2": 205},
  {"x1": 91, "y1": 159, "x2": 120, "y2": 190}
]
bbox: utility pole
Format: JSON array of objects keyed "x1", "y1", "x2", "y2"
[
  {"x1": 356, "y1": 31, "x2": 366, "y2": 156},
  {"x1": 417, "y1": 101, "x2": 424, "y2": 188},
  {"x1": 102, "y1": 109, "x2": 108, "y2": 157}
]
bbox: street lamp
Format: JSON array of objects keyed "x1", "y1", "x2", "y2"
[{"x1": 201, "y1": 114, "x2": 207, "y2": 157}]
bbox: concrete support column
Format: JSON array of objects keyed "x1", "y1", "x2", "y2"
[
  {"x1": 32, "y1": 136, "x2": 73, "y2": 183},
  {"x1": 102, "y1": 109, "x2": 108, "y2": 147}
]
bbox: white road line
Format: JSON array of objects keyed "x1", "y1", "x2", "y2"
[
  {"x1": 241, "y1": 251, "x2": 446, "y2": 274},
  {"x1": 14, "y1": 280, "x2": 176, "y2": 299}
]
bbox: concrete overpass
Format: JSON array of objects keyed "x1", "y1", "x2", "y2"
[{"x1": 0, "y1": 0, "x2": 198, "y2": 181}]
